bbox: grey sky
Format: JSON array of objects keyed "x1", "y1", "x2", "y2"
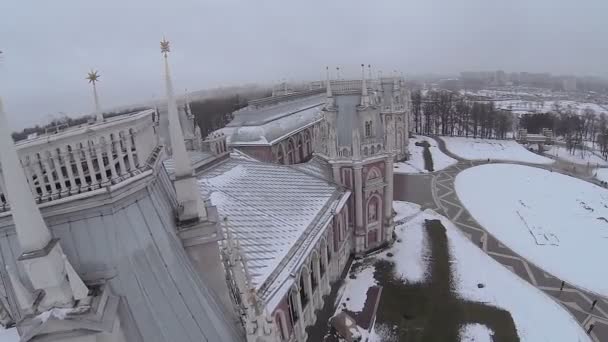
[{"x1": 1, "y1": 0, "x2": 606, "y2": 129}]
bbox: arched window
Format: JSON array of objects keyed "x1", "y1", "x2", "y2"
[
  {"x1": 310, "y1": 258, "x2": 318, "y2": 291},
  {"x1": 288, "y1": 291, "x2": 299, "y2": 324},
  {"x1": 299, "y1": 274, "x2": 309, "y2": 307},
  {"x1": 367, "y1": 196, "x2": 380, "y2": 223},
  {"x1": 363, "y1": 147, "x2": 369, "y2": 156},
  {"x1": 275, "y1": 313, "x2": 287, "y2": 341},
  {"x1": 365, "y1": 120, "x2": 373, "y2": 137},
  {"x1": 304, "y1": 130, "x2": 312, "y2": 155},
  {"x1": 367, "y1": 167, "x2": 381, "y2": 180},
  {"x1": 277, "y1": 148, "x2": 285, "y2": 165},
  {"x1": 298, "y1": 136, "x2": 304, "y2": 161},
  {"x1": 287, "y1": 139, "x2": 295, "y2": 164},
  {"x1": 371, "y1": 145, "x2": 375, "y2": 155}
]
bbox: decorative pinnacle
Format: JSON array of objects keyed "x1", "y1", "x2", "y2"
[
  {"x1": 160, "y1": 37, "x2": 171, "y2": 56},
  {"x1": 86, "y1": 70, "x2": 100, "y2": 84}
]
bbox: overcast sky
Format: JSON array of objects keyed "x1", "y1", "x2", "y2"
[{"x1": 1, "y1": 0, "x2": 607, "y2": 129}]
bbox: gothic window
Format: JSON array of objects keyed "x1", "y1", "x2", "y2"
[
  {"x1": 371, "y1": 145, "x2": 375, "y2": 155},
  {"x1": 310, "y1": 258, "x2": 318, "y2": 291},
  {"x1": 364, "y1": 147, "x2": 369, "y2": 156},
  {"x1": 367, "y1": 196, "x2": 380, "y2": 223},
  {"x1": 298, "y1": 136, "x2": 304, "y2": 161},
  {"x1": 276, "y1": 313, "x2": 287, "y2": 341},
  {"x1": 299, "y1": 274, "x2": 309, "y2": 307},
  {"x1": 304, "y1": 130, "x2": 312, "y2": 156},
  {"x1": 277, "y1": 148, "x2": 285, "y2": 165},
  {"x1": 287, "y1": 139, "x2": 295, "y2": 164},
  {"x1": 365, "y1": 120, "x2": 373, "y2": 137},
  {"x1": 320, "y1": 245, "x2": 326, "y2": 276},
  {"x1": 288, "y1": 291, "x2": 299, "y2": 323},
  {"x1": 327, "y1": 240, "x2": 332, "y2": 262}
]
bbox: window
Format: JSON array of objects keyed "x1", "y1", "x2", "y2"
[
  {"x1": 364, "y1": 120, "x2": 373, "y2": 137},
  {"x1": 368, "y1": 197, "x2": 379, "y2": 223},
  {"x1": 288, "y1": 292, "x2": 299, "y2": 323},
  {"x1": 276, "y1": 313, "x2": 287, "y2": 341},
  {"x1": 299, "y1": 275, "x2": 309, "y2": 307},
  {"x1": 310, "y1": 259, "x2": 317, "y2": 291}
]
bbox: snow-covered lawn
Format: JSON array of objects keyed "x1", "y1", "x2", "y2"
[
  {"x1": 546, "y1": 145, "x2": 608, "y2": 166},
  {"x1": 456, "y1": 163, "x2": 608, "y2": 297},
  {"x1": 394, "y1": 136, "x2": 456, "y2": 174},
  {"x1": 335, "y1": 201, "x2": 590, "y2": 341},
  {"x1": 595, "y1": 168, "x2": 608, "y2": 182},
  {"x1": 440, "y1": 137, "x2": 554, "y2": 164},
  {"x1": 0, "y1": 328, "x2": 18, "y2": 342}
]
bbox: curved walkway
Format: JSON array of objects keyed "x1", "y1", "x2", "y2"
[{"x1": 428, "y1": 136, "x2": 608, "y2": 341}]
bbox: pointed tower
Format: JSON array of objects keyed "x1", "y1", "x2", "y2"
[
  {"x1": 161, "y1": 38, "x2": 207, "y2": 222},
  {"x1": 160, "y1": 38, "x2": 236, "y2": 322},
  {"x1": 86, "y1": 70, "x2": 103, "y2": 122},
  {"x1": 360, "y1": 64, "x2": 369, "y2": 107},
  {"x1": 0, "y1": 97, "x2": 87, "y2": 311}
]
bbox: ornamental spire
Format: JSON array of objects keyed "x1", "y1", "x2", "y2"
[
  {"x1": 86, "y1": 70, "x2": 103, "y2": 122},
  {"x1": 161, "y1": 37, "x2": 206, "y2": 222},
  {"x1": 360, "y1": 64, "x2": 369, "y2": 107},
  {"x1": 0, "y1": 97, "x2": 52, "y2": 253}
]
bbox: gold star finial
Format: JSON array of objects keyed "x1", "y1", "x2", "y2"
[
  {"x1": 86, "y1": 70, "x2": 100, "y2": 84},
  {"x1": 160, "y1": 37, "x2": 170, "y2": 56}
]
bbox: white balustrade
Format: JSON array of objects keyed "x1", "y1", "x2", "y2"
[{"x1": 0, "y1": 109, "x2": 158, "y2": 211}]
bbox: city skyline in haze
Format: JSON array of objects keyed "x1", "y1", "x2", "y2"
[{"x1": 1, "y1": 0, "x2": 607, "y2": 129}]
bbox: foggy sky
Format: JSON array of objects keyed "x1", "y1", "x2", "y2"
[{"x1": 1, "y1": 0, "x2": 607, "y2": 129}]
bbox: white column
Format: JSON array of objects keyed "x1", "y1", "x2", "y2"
[
  {"x1": 84, "y1": 143, "x2": 98, "y2": 186},
  {"x1": 124, "y1": 132, "x2": 136, "y2": 171},
  {"x1": 73, "y1": 145, "x2": 86, "y2": 189},
  {"x1": 53, "y1": 149, "x2": 67, "y2": 193},
  {"x1": 32, "y1": 158, "x2": 48, "y2": 197},
  {"x1": 94, "y1": 139, "x2": 108, "y2": 184},
  {"x1": 103, "y1": 137, "x2": 118, "y2": 180},
  {"x1": 0, "y1": 97, "x2": 52, "y2": 252},
  {"x1": 353, "y1": 165, "x2": 364, "y2": 229},
  {"x1": 115, "y1": 134, "x2": 127, "y2": 176},
  {"x1": 62, "y1": 147, "x2": 77, "y2": 192},
  {"x1": 41, "y1": 154, "x2": 58, "y2": 195}
]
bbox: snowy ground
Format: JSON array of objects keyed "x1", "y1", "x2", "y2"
[
  {"x1": 335, "y1": 201, "x2": 590, "y2": 341},
  {"x1": 595, "y1": 168, "x2": 608, "y2": 182},
  {"x1": 545, "y1": 145, "x2": 608, "y2": 166},
  {"x1": 440, "y1": 137, "x2": 554, "y2": 164},
  {"x1": 456, "y1": 163, "x2": 608, "y2": 297},
  {"x1": 393, "y1": 136, "x2": 457, "y2": 174},
  {"x1": 0, "y1": 328, "x2": 18, "y2": 342}
]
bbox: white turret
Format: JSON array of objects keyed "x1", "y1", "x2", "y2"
[
  {"x1": 161, "y1": 38, "x2": 207, "y2": 222},
  {"x1": 0, "y1": 96, "x2": 89, "y2": 311},
  {"x1": 360, "y1": 64, "x2": 369, "y2": 107}
]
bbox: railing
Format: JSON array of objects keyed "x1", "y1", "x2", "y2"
[{"x1": 0, "y1": 109, "x2": 157, "y2": 211}]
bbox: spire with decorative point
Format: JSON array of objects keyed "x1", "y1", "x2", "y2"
[
  {"x1": 360, "y1": 64, "x2": 369, "y2": 107},
  {"x1": 325, "y1": 66, "x2": 334, "y2": 109},
  {"x1": 161, "y1": 37, "x2": 206, "y2": 222},
  {"x1": 86, "y1": 70, "x2": 103, "y2": 122}
]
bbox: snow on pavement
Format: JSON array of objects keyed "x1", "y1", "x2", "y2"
[
  {"x1": 456, "y1": 163, "x2": 608, "y2": 297},
  {"x1": 420, "y1": 207, "x2": 591, "y2": 342},
  {"x1": 440, "y1": 137, "x2": 554, "y2": 164},
  {"x1": 459, "y1": 324, "x2": 493, "y2": 342},
  {"x1": 394, "y1": 136, "x2": 456, "y2": 174},
  {"x1": 338, "y1": 201, "x2": 590, "y2": 341}
]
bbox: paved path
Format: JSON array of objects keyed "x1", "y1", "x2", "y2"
[{"x1": 395, "y1": 136, "x2": 608, "y2": 341}]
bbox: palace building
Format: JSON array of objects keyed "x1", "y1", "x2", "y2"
[{"x1": 0, "y1": 41, "x2": 411, "y2": 342}]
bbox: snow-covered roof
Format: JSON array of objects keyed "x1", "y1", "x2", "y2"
[
  {"x1": 224, "y1": 94, "x2": 325, "y2": 146},
  {"x1": 197, "y1": 158, "x2": 348, "y2": 307},
  {"x1": 163, "y1": 150, "x2": 216, "y2": 175}
]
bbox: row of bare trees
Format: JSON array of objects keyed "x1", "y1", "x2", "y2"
[{"x1": 411, "y1": 89, "x2": 513, "y2": 139}]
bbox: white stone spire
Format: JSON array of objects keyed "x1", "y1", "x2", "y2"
[
  {"x1": 86, "y1": 70, "x2": 103, "y2": 122},
  {"x1": 161, "y1": 37, "x2": 206, "y2": 222},
  {"x1": 360, "y1": 64, "x2": 369, "y2": 107},
  {"x1": 325, "y1": 66, "x2": 334, "y2": 109},
  {"x1": 0, "y1": 96, "x2": 88, "y2": 310},
  {"x1": 0, "y1": 97, "x2": 52, "y2": 253}
]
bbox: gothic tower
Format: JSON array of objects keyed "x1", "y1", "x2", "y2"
[{"x1": 316, "y1": 65, "x2": 401, "y2": 253}]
